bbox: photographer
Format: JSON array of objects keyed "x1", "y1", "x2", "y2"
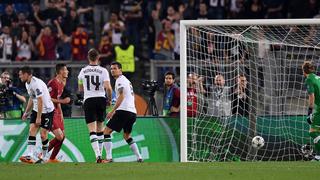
[
  {"x1": 163, "y1": 71, "x2": 180, "y2": 117},
  {"x1": 0, "y1": 71, "x2": 26, "y2": 119}
]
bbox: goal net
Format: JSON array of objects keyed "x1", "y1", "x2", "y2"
[{"x1": 180, "y1": 19, "x2": 320, "y2": 162}]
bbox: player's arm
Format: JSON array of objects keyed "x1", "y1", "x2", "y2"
[
  {"x1": 110, "y1": 87, "x2": 124, "y2": 114},
  {"x1": 22, "y1": 98, "x2": 33, "y2": 121},
  {"x1": 36, "y1": 96, "x2": 43, "y2": 125},
  {"x1": 13, "y1": 91, "x2": 26, "y2": 103},
  {"x1": 104, "y1": 80, "x2": 112, "y2": 102}
]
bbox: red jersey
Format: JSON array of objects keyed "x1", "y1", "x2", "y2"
[
  {"x1": 187, "y1": 87, "x2": 197, "y2": 117},
  {"x1": 47, "y1": 78, "x2": 64, "y2": 113},
  {"x1": 48, "y1": 78, "x2": 65, "y2": 130}
]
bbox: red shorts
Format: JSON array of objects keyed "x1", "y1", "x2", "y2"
[{"x1": 51, "y1": 111, "x2": 64, "y2": 131}]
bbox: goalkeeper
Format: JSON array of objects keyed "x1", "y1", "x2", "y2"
[{"x1": 302, "y1": 61, "x2": 320, "y2": 161}]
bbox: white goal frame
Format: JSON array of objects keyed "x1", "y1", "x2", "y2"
[{"x1": 180, "y1": 19, "x2": 320, "y2": 162}]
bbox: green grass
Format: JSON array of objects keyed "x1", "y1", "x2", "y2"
[{"x1": 0, "y1": 162, "x2": 319, "y2": 180}]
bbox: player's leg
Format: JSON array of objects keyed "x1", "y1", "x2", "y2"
[
  {"x1": 48, "y1": 128, "x2": 65, "y2": 162},
  {"x1": 97, "y1": 122, "x2": 105, "y2": 156},
  {"x1": 96, "y1": 97, "x2": 106, "y2": 156},
  {"x1": 84, "y1": 98, "x2": 102, "y2": 162},
  {"x1": 20, "y1": 111, "x2": 39, "y2": 163},
  {"x1": 47, "y1": 111, "x2": 65, "y2": 162},
  {"x1": 39, "y1": 111, "x2": 54, "y2": 159},
  {"x1": 123, "y1": 112, "x2": 142, "y2": 162},
  {"x1": 104, "y1": 110, "x2": 123, "y2": 161},
  {"x1": 310, "y1": 113, "x2": 320, "y2": 160},
  {"x1": 103, "y1": 127, "x2": 113, "y2": 161}
]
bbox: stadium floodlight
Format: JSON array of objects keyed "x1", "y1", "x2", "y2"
[{"x1": 180, "y1": 19, "x2": 320, "y2": 162}]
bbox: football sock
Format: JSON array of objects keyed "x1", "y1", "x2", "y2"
[
  {"x1": 48, "y1": 138, "x2": 58, "y2": 152},
  {"x1": 50, "y1": 137, "x2": 64, "y2": 160},
  {"x1": 41, "y1": 139, "x2": 49, "y2": 158},
  {"x1": 26, "y1": 136, "x2": 36, "y2": 157},
  {"x1": 126, "y1": 138, "x2": 142, "y2": 159},
  {"x1": 97, "y1": 132, "x2": 104, "y2": 156},
  {"x1": 89, "y1": 132, "x2": 100, "y2": 158},
  {"x1": 104, "y1": 134, "x2": 112, "y2": 160}
]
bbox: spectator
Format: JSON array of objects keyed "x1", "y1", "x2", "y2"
[
  {"x1": 15, "y1": 31, "x2": 35, "y2": 61},
  {"x1": 163, "y1": 71, "x2": 180, "y2": 117},
  {"x1": 208, "y1": 0, "x2": 226, "y2": 19},
  {"x1": 0, "y1": 26, "x2": 14, "y2": 62},
  {"x1": 172, "y1": 12, "x2": 181, "y2": 60},
  {"x1": 231, "y1": 74, "x2": 249, "y2": 117},
  {"x1": 208, "y1": 74, "x2": 231, "y2": 117},
  {"x1": 120, "y1": 0, "x2": 142, "y2": 49},
  {"x1": 197, "y1": 2, "x2": 209, "y2": 19},
  {"x1": 35, "y1": 20, "x2": 63, "y2": 60},
  {"x1": 71, "y1": 24, "x2": 88, "y2": 61},
  {"x1": 1, "y1": 4, "x2": 17, "y2": 27},
  {"x1": 99, "y1": 33, "x2": 113, "y2": 67},
  {"x1": 102, "y1": 12, "x2": 125, "y2": 46},
  {"x1": 154, "y1": 20, "x2": 174, "y2": 60},
  {"x1": 0, "y1": 71, "x2": 26, "y2": 119},
  {"x1": 264, "y1": 0, "x2": 285, "y2": 19},
  {"x1": 187, "y1": 73, "x2": 206, "y2": 117},
  {"x1": 166, "y1": 5, "x2": 176, "y2": 21},
  {"x1": 245, "y1": 0, "x2": 265, "y2": 19},
  {"x1": 42, "y1": 0, "x2": 64, "y2": 23},
  {"x1": 27, "y1": 1, "x2": 45, "y2": 34},
  {"x1": 93, "y1": 0, "x2": 110, "y2": 43},
  {"x1": 61, "y1": 7, "x2": 79, "y2": 36},
  {"x1": 114, "y1": 35, "x2": 136, "y2": 81}
]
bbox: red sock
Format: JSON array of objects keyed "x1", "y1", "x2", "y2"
[
  {"x1": 48, "y1": 138, "x2": 58, "y2": 152},
  {"x1": 50, "y1": 138, "x2": 64, "y2": 160}
]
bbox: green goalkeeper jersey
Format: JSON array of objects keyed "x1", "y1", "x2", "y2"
[{"x1": 305, "y1": 73, "x2": 320, "y2": 112}]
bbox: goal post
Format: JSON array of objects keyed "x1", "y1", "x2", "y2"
[{"x1": 180, "y1": 19, "x2": 320, "y2": 162}]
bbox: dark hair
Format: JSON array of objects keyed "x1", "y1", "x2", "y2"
[
  {"x1": 20, "y1": 66, "x2": 32, "y2": 75},
  {"x1": 111, "y1": 61, "x2": 122, "y2": 69},
  {"x1": 88, "y1": 48, "x2": 99, "y2": 61},
  {"x1": 165, "y1": 71, "x2": 175, "y2": 79},
  {"x1": 56, "y1": 63, "x2": 66, "y2": 74},
  {"x1": 302, "y1": 61, "x2": 316, "y2": 74}
]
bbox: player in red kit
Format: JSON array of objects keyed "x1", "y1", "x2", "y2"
[{"x1": 44, "y1": 63, "x2": 70, "y2": 163}]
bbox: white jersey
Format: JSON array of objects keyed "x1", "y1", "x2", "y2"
[
  {"x1": 26, "y1": 76, "x2": 54, "y2": 113},
  {"x1": 78, "y1": 65, "x2": 110, "y2": 102},
  {"x1": 115, "y1": 75, "x2": 136, "y2": 114}
]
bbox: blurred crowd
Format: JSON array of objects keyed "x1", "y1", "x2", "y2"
[{"x1": 0, "y1": 0, "x2": 318, "y2": 63}]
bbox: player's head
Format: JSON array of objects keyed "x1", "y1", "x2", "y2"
[
  {"x1": 56, "y1": 63, "x2": 69, "y2": 79},
  {"x1": 214, "y1": 74, "x2": 225, "y2": 87},
  {"x1": 88, "y1": 48, "x2": 100, "y2": 62},
  {"x1": 19, "y1": 66, "x2": 32, "y2": 83},
  {"x1": 302, "y1": 61, "x2": 315, "y2": 77},
  {"x1": 165, "y1": 71, "x2": 175, "y2": 86},
  {"x1": 110, "y1": 61, "x2": 122, "y2": 78}
]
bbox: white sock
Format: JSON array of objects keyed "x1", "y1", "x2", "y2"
[
  {"x1": 103, "y1": 135, "x2": 112, "y2": 160},
  {"x1": 127, "y1": 138, "x2": 142, "y2": 159},
  {"x1": 26, "y1": 136, "x2": 36, "y2": 157},
  {"x1": 97, "y1": 132, "x2": 104, "y2": 155},
  {"x1": 89, "y1": 133, "x2": 100, "y2": 158}
]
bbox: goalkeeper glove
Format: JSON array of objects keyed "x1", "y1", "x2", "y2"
[{"x1": 306, "y1": 107, "x2": 313, "y2": 125}]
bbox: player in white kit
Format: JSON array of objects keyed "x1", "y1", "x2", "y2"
[
  {"x1": 104, "y1": 61, "x2": 142, "y2": 162},
  {"x1": 78, "y1": 49, "x2": 112, "y2": 163},
  {"x1": 18, "y1": 66, "x2": 55, "y2": 164}
]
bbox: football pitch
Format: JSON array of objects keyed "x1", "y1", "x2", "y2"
[{"x1": 0, "y1": 162, "x2": 319, "y2": 180}]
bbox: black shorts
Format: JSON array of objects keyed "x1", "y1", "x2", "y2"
[
  {"x1": 83, "y1": 97, "x2": 107, "y2": 124},
  {"x1": 107, "y1": 110, "x2": 136, "y2": 133},
  {"x1": 30, "y1": 110, "x2": 54, "y2": 130}
]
